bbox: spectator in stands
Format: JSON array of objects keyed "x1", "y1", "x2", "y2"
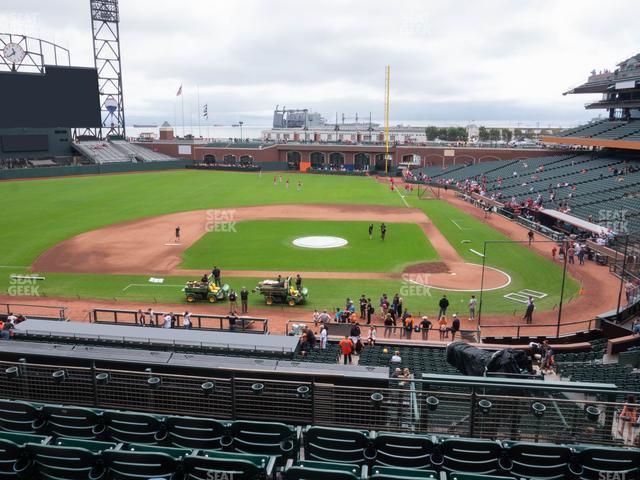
[
  {"x1": 319, "y1": 309, "x2": 330, "y2": 325},
  {"x1": 228, "y1": 311, "x2": 237, "y2": 331},
  {"x1": 0, "y1": 318, "x2": 14, "y2": 340},
  {"x1": 339, "y1": 335, "x2": 353, "y2": 364},
  {"x1": 541, "y1": 340, "x2": 554, "y2": 373},
  {"x1": 312, "y1": 309, "x2": 320, "y2": 326},
  {"x1": 319, "y1": 324, "x2": 328, "y2": 349},
  {"x1": 183, "y1": 311, "x2": 192, "y2": 329},
  {"x1": 626, "y1": 281, "x2": 636, "y2": 305},
  {"x1": 136, "y1": 309, "x2": 146, "y2": 326},
  {"x1": 162, "y1": 312, "x2": 172, "y2": 328},
  {"x1": 438, "y1": 316, "x2": 448, "y2": 340},
  {"x1": 367, "y1": 326, "x2": 377, "y2": 346},
  {"x1": 451, "y1": 314, "x2": 461, "y2": 341},
  {"x1": 303, "y1": 327, "x2": 316, "y2": 349},
  {"x1": 383, "y1": 313, "x2": 393, "y2": 338},
  {"x1": 437, "y1": 295, "x2": 449, "y2": 320},
  {"x1": 404, "y1": 313, "x2": 414, "y2": 339},
  {"x1": 147, "y1": 308, "x2": 156, "y2": 326},
  {"x1": 359, "y1": 295, "x2": 367, "y2": 320},
  {"x1": 618, "y1": 395, "x2": 637, "y2": 444},
  {"x1": 523, "y1": 297, "x2": 535, "y2": 324},
  {"x1": 390, "y1": 350, "x2": 402, "y2": 364},
  {"x1": 631, "y1": 319, "x2": 640, "y2": 335},
  {"x1": 366, "y1": 298, "x2": 374, "y2": 324},
  {"x1": 420, "y1": 316, "x2": 431, "y2": 340},
  {"x1": 349, "y1": 322, "x2": 361, "y2": 347}
]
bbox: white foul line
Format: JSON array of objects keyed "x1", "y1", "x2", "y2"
[
  {"x1": 451, "y1": 219, "x2": 463, "y2": 230},
  {"x1": 123, "y1": 283, "x2": 185, "y2": 292},
  {"x1": 394, "y1": 187, "x2": 410, "y2": 207},
  {"x1": 469, "y1": 248, "x2": 485, "y2": 257}
]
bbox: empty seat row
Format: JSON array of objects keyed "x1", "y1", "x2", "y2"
[
  {"x1": 303, "y1": 426, "x2": 640, "y2": 480},
  {"x1": 0, "y1": 431, "x2": 276, "y2": 480},
  {"x1": 0, "y1": 399, "x2": 299, "y2": 465}
]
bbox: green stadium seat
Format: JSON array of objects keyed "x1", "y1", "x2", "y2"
[
  {"x1": 230, "y1": 420, "x2": 300, "y2": 465},
  {"x1": 53, "y1": 437, "x2": 117, "y2": 453},
  {"x1": 183, "y1": 449, "x2": 276, "y2": 480},
  {"x1": 499, "y1": 441, "x2": 573, "y2": 479},
  {"x1": 164, "y1": 415, "x2": 228, "y2": 450},
  {"x1": 431, "y1": 438, "x2": 503, "y2": 475},
  {"x1": 372, "y1": 433, "x2": 435, "y2": 469},
  {"x1": 370, "y1": 465, "x2": 438, "y2": 480},
  {"x1": 0, "y1": 400, "x2": 46, "y2": 434},
  {"x1": 572, "y1": 446, "x2": 640, "y2": 480},
  {"x1": 22, "y1": 442, "x2": 107, "y2": 480},
  {"x1": 102, "y1": 410, "x2": 166, "y2": 445},
  {"x1": 285, "y1": 461, "x2": 363, "y2": 480},
  {"x1": 304, "y1": 427, "x2": 374, "y2": 465},
  {"x1": 102, "y1": 448, "x2": 179, "y2": 480},
  {"x1": 42, "y1": 405, "x2": 106, "y2": 440},
  {"x1": 124, "y1": 442, "x2": 192, "y2": 459},
  {"x1": 0, "y1": 432, "x2": 48, "y2": 479},
  {"x1": 448, "y1": 474, "x2": 513, "y2": 480}
]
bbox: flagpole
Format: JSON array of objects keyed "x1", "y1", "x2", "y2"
[
  {"x1": 181, "y1": 83, "x2": 185, "y2": 138},
  {"x1": 197, "y1": 85, "x2": 201, "y2": 139}
]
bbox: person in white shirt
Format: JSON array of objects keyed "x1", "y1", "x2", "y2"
[
  {"x1": 147, "y1": 308, "x2": 155, "y2": 326},
  {"x1": 163, "y1": 313, "x2": 172, "y2": 329},
  {"x1": 390, "y1": 350, "x2": 402, "y2": 364},
  {"x1": 312, "y1": 309, "x2": 320, "y2": 326},
  {"x1": 367, "y1": 326, "x2": 377, "y2": 346},
  {"x1": 6, "y1": 313, "x2": 17, "y2": 324},
  {"x1": 320, "y1": 325, "x2": 328, "y2": 350},
  {"x1": 183, "y1": 311, "x2": 192, "y2": 329},
  {"x1": 468, "y1": 295, "x2": 477, "y2": 321}
]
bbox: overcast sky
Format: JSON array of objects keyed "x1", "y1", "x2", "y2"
[{"x1": 3, "y1": 0, "x2": 639, "y2": 126}]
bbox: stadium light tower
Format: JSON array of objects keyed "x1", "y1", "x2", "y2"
[{"x1": 90, "y1": 0, "x2": 126, "y2": 138}]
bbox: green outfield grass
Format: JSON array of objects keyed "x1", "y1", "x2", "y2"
[
  {"x1": 0, "y1": 170, "x2": 399, "y2": 266},
  {"x1": 180, "y1": 220, "x2": 438, "y2": 272},
  {"x1": 0, "y1": 268, "x2": 567, "y2": 316},
  {"x1": 0, "y1": 170, "x2": 580, "y2": 316}
]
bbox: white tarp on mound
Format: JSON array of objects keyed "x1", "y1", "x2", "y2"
[{"x1": 292, "y1": 236, "x2": 348, "y2": 249}]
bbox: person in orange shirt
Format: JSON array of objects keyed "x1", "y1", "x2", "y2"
[
  {"x1": 618, "y1": 395, "x2": 638, "y2": 444},
  {"x1": 438, "y1": 316, "x2": 448, "y2": 340},
  {"x1": 339, "y1": 335, "x2": 353, "y2": 365}
]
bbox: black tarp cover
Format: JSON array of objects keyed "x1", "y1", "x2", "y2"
[{"x1": 447, "y1": 341, "x2": 531, "y2": 376}]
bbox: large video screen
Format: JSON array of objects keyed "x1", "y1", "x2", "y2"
[{"x1": 0, "y1": 66, "x2": 101, "y2": 128}]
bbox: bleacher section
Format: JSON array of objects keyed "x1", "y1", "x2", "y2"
[
  {"x1": 359, "y1": 345, "x2": 460, "y2": 376},
  {"x1": 553, "y1": 120, "x2": 640, "y2": 141},
  {"x1": 72, "y1": 140, "x2": 176, "y2": 164},
  {"x1": 0, "y1": 398, "x2": 638, "y2": 480},
  {"x1": 413, "y1": 153, "x2": 640, "y2": 233},
  {"x1": 111, "y1": 140, "x2": 176, "y2": 162},
  {"x1": 72, "y1": 141, "x2": 131, "y2": 164}
]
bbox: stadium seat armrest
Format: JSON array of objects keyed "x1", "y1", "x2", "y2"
[
  {"x1": 266, "y1": 455, "x2": 277, "y2": 477},
  {"x1": 360, "y1": 465, "x2": 368, "y2": 480},
  {"x1": 285, "y1": 458, "x2": 294, "y2": 470}
]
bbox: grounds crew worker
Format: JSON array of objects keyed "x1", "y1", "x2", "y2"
[{"x1": 212, "y1": 266, "x2": 221, "y2": 286}]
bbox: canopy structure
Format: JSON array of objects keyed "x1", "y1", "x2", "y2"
[{"x1": 540, "y1": 208, "x2": 611, "y2": 235}]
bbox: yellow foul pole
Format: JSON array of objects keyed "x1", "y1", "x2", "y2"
[{"x1": 384, "y1": 65, "x2": 390, "y2": 173}]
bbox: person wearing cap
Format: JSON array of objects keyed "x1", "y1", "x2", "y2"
[{"x1": 420, "y1": 316, "x2": 432, "y2": 340}]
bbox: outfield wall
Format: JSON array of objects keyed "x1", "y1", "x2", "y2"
[{"x1": 0, "y1": 159, "x2": 195, "y2": 180}]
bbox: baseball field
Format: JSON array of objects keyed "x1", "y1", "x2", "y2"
[{"x1": 0, "y1": 170, "x2": 581, "y2": 318}]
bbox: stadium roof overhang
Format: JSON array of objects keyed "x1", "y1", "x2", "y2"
[
  {"x1": 540, "y1": 209, "x2": 611, "y2": 235},
  {"x1": 540, "y1": 135, "x2": 640, "y2": 151}
]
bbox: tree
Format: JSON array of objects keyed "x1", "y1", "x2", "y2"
[
  {"x1": 501, "y1": 129, "x2": 513, "y2": 142},
  {"x1": 478, "y1": 126, "x2": 490, "y2": 142},
  {"x1": 514, "y1": 128, "x2": 523, "y2": 140},
  {"x1": 425, "y1": 126, "x2": 440, "y2": 141},
  {"x1": 489, "y1": 128, "x2": 501, "y2": 142}
]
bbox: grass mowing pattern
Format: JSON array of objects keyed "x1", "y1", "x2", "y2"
[
  {"x1": 180, "y1": 220, "x2": 438, "y2": 272},
  {"x1": 0, "y1": 171, "x2": 579, "y2": 315},
  {"x1": 0, "y1": 170, "x2": 399, "y2": 266}
]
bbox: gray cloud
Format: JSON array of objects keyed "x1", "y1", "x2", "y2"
[{"x1": 2, "y1": 0, "x2": 639, "y2": 126}]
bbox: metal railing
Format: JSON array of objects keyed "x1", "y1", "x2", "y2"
[
  {"x1": 91, "y1": 308, "x2": 268, "y2": 334},
  {"x1": 0, "y1": 358, "x2": 633, "y2": 446},
  {"x1": 0, "y1": 302, "x2": 67, "y2": 321}
]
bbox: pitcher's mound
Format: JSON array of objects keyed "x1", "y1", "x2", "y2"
[{"x1": 292, "y1": 236, "x2": 348, "y2": 249}]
